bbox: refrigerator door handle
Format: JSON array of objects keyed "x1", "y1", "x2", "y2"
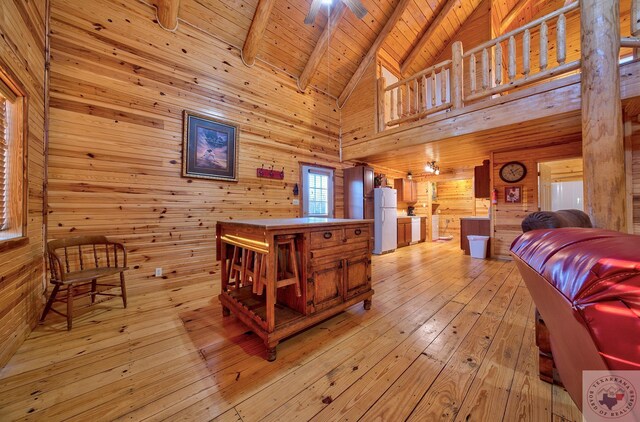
[{"x1": 382, "y1": 211, "x2": 385, "y2": 223}]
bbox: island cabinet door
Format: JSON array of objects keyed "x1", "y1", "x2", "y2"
[
  {"x1": 344, "y1": 255, "x2": 371, "y2": 299},
  {"x1": 307, "y1": 261, "x2": 344, "y2": 314}
]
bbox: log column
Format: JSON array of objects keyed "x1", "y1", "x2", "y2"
[{"x1": 580, "y1": 0, "x2": 627, "y2": 231}]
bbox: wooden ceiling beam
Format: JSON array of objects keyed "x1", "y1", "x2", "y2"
[
  {"x1": 400, "y1": 0, "x2": 460, "y2": 75},
  {"x1": 298, "y1": 2, "x2": 348, "y2": 91},
  {"x1": 156, "y1": 0, "x2": 181, "y2": 31},
  {"x1": 500, "y1": 0, "x2": 533, "y2": 33},
  {"x1": 337, "y1": 0, "x2": 413, "y2": 107},
  {"x1": 242, "y1": 0, "x2": 277, "y2": 66}
]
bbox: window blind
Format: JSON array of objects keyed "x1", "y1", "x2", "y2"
[{"x1": 0, "y1": 96, "x2": 6, "y2": 230}]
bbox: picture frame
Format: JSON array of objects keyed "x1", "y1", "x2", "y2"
[
  {"x1": 182, "y1": 110, "x2": 238, "y2": 181},
  {"x1": 505, "y1": 185, "x2": 522, "y2": 203}
]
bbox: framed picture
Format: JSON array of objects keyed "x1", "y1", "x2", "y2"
[
  {"x1": 505, "y1": 185, "x2": 522, "y2": 203},
  {"x1": 182, "y1": 111, "x2": 238, "y2": 181}
]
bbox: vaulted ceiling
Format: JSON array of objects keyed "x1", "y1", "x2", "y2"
[{"x1": 162, "y1": 0, "x2": 562, "y2": 102}]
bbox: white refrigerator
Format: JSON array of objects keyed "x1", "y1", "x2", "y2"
[{"x1": 373, "y1": 188, "x2": 397, "y2": 254}]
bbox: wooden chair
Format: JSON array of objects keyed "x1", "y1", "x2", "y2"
[{"x1": 42, "y1": 235, "x2": 128, "y2": 330}]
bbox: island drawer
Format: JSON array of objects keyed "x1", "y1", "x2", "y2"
[{"x1": 309, "y1": 228, "x2": 344, "y2": 248}]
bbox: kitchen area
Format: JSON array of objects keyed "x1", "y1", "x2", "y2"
[{"x1": 344, "y1": 161, "x2": 492, "y2": 257}]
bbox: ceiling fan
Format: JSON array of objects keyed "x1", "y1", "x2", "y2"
[{"x1": 304, "y1": 0, "x2": 368, "y2": 24}]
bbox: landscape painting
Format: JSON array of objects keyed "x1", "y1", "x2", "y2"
[{"x1": 182, "y1": 111, "x2": 238, "y2": 181}]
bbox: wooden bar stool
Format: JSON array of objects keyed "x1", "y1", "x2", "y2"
[{"x1": 274, "y1": 235, "x2": 301, "y2": 297}]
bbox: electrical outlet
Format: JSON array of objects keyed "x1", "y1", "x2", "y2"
[
  {"x1": 292, "y1": 199, "x2": 300, "y2": 206},
  {"x1": 155, "y1": 268, "x2": 162, "y2": 277}
]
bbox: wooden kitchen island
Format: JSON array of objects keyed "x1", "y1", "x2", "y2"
[{"x1": 216, "y1": 218, "x2": 374, "y2": 361}]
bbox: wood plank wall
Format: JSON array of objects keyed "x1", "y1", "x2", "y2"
[
  {"x1": 47, "y1": 0, "x2": 343, "y2": 297},
  {"x1": 341, "y1": 59, "x2": 376, "y2": 146},
  {"x1": 0, "y1": 0, "x2": 47, "y2": 367},
  {"x1": 492, "y1": 142, "x2": 582, "y2": 258}
]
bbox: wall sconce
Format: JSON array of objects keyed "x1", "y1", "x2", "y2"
[
  {"x1": 293, "y1": 183, "x2": 299, "y2": 196},
  {"x1": 407, "y1": 172, "x2": 413, "y2": 180}
]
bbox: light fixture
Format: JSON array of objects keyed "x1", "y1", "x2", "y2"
[
  {"x1": 424, "y1": 161, "x2": 440, "y2": 175},
  {"x1": 321, "y1": 0, "x2": 332, "y2": 5},
  {"x1": 407, "y1": 171, "x2": 413, "y2": 180}
]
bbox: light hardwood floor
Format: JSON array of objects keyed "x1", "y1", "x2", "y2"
[{"x1": 0, "y1": 238, "x2": 582, "y2": 421}]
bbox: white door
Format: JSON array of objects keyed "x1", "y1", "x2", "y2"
[{"x1": 301, "y1": 165, "x2": 334, "y2": 217}]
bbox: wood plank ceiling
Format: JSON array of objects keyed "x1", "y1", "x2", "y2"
[{"x1": 164, "y1": 0, "x2": 546, "y2": 102}]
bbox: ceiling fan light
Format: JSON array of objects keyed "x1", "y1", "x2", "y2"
[
  {"x1": 435, "y1": 169, "x2": 440, "y2": 175},
  {"x1": 321, "y1": 0, "x2": 332, "y2": 5}
]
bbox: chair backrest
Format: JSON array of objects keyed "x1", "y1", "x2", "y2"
[{"x1": 47, "y1": 236, "x2": 124, "y2": 280}]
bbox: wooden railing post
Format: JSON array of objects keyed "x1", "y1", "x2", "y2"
[
  {"x1": 451, "y1": 41, "x2": 464, "y2": 109},
  {"x1": 377, "y1": 77, "x2": 386, "y2": 132},
  {"x1": 632, "y1": 0, "x2": 640, "y2": 58},
  {"x1": 581, "y1": 0, "x2": 626, "y2": 231}
]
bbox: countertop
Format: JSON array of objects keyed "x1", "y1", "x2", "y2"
[
  {"x1": 460, "y1": 217, "x2": 491, "y2": 220},
  {"x1": 218, "y1": 217, "x2": 373, "y2": 229}
]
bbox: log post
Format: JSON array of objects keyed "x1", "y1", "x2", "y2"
[
  {"x1": 156, "y1": 0, "x2": 181, "y2": 31},
  {"x1": 633, "y1": 0, "x2": 640, "y2": 58},
  {"x1": 377, "y1": 77, "x2": 386, "y2": 133},
  {"x1": 451, "y1": 41, "x2": 463, "y2": 109},
  {"x1": 581, "y1": 0, "x2": 627, "y2": 231}
]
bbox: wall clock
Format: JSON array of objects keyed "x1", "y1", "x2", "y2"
[{"x1": 499, "y1": 161, "x2": 527, "y2": 183}]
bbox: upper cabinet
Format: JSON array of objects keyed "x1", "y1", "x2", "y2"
[
  {"x1": 394, "y1": 178, "x2": 417, "y2": 203},
  {"x1": 474, "y1": 160, "x2": 491, "y2": 198}
]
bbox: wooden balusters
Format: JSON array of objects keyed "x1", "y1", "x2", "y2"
[
  {"x1": 451, "y1": 41, "x2": 463, "y2": 109},
  {"x1": 421, "y1": 75, "x2": 427, "y2": 112},
  {"x1": 632, "y1": 0, "x2": 640, "y2": 58},
  {"x1": 470, "y1": 53, "x2": 476, "y2": 94},
  {"x1": 389, "y1": 89, "x2": 396, "y2": 121},
  {"x1": 523, "y1": 29, "x2": 531, "y2": 78},
  {"x1": 482, "y1": 48, "x2": 489, "y2": 90},
  {"x1": 540, "y1": 21, "x2": 548, "y2": 71},
  {"x1": 413, "y1": 78, "x2": 419, "y2": 114},
  {"x1": 404, "y1": 82, "x2": 411, "y2": 115},
  {"x1": 430, "y1": 70, "x2": 436, "y2": 108},
  {"x1": 508, "y1": 36, "x2": 516, "y2": 82},
  {"x1": 397, "y1": 86, "x2": 403, "y2": 117},
  {"x1": 494, "y1": 43, "x2": 503, "y2": 86},
  {"x1": 377, "y1": 77, "x2": 386, "y2": 133},
  {"x1": 557, "y1": 14, "x2": 566, "y2": 65},
  {"x1": 441, "y1": 69, "x2": 447, "y2": 103}
]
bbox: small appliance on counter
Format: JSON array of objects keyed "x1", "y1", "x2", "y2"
[{"x1": 407, "y1": 206, "x2": 415, "y2": 216}]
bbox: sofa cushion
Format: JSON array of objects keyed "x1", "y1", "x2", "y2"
[
  {"x1": 511, "y1": 228, "x2": 640, "y2": 370},
  {"x1": 521, "y1": 209, "x2": 592, "y2": 232}
]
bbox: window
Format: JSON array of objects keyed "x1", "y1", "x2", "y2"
[
  {"x1": 301, "y1": 165, "x2": 334, "y2": 218},
  {"x1": 0, "y1": 66, "x2": 27, "y2": 242}
]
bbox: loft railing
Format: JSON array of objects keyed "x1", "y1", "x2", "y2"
[
  {"x1": 465, "y1": 1, "x2": 580, "y2": 102},
  {"x1": 377, "y1": 59, "x2": 454, "y2": 128},
  {"x1": 376, "y1": 1, "x2": 587, "y2": 132}
]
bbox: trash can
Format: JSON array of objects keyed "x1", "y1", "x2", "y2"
[{"x1": 468, "y1": 235, "x2": 490, "y2": 259}]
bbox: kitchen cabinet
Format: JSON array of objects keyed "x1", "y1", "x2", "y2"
[
  {"x1": 460, "y1": 217, "x2": 491, "y2": 256},
  {"x1": 474, "y1": 159, "x2": 491, "y2": 198},
  {"x1": 397, "y1": 217, "x2": 412, "y2": 247},
  {"x1": 344, "y1": 165, "x2": 374, "y2": 219},
  {"x1": 394, "y1": 179, "x2": 418, "y2": 203}
]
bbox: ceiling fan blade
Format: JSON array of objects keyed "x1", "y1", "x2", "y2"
[
  {"x1": 341, "y1": 0, "x2": 367, "y2": 19},
  {"x1": 304, "y1": 0, "x2": 323, "y2": 24}
]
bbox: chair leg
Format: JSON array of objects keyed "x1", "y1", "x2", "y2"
[
  {"x1": 66, "y1": 285, "x2": 74, "y2": 331},
  {"x1": 120, "y1": 272, "x2": 127, "y2": 308},
  {"x1": 40, "y1": 284, "x2": 60, "y2": 323},
  {"x1": 91, "y1": 279, "x2": 97, "y2": 304}
]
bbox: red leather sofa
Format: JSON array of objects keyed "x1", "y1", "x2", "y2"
[{"x1": 511, "y1": 228, "x2": 640, "y2": 410}]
